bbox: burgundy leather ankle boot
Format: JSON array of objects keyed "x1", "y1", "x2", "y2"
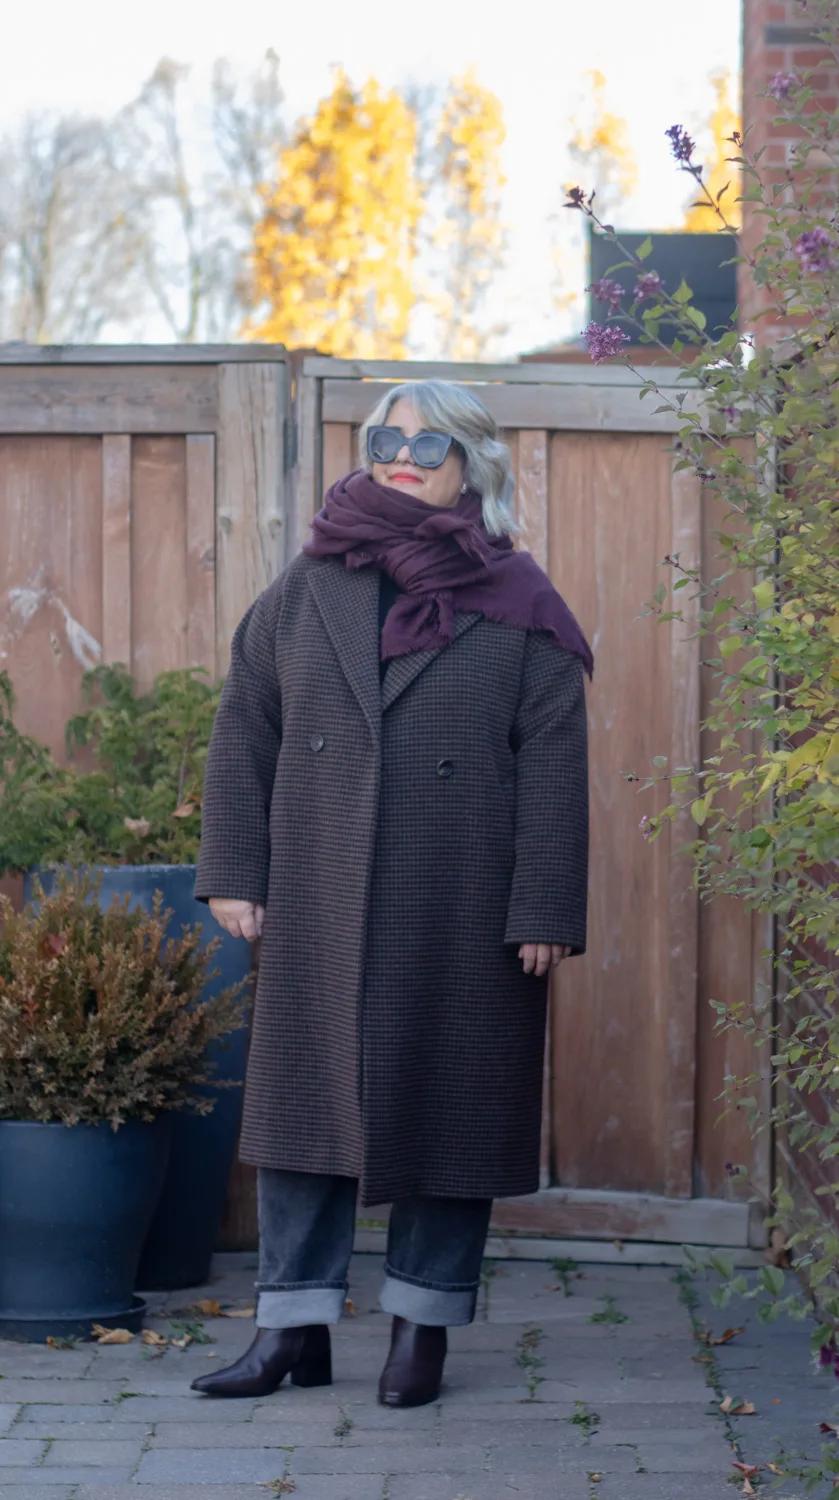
[
  {"x1": 378, "y1": 1315, "x2": 447, "y2": 1407},
  {"x1": 191, "y1": 1325, "x2": 331, "y2": 1397}
]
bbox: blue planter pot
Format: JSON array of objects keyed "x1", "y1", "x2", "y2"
[
  {"x1": 26, "y1": 865, "x2": 252, "y2": 1290},
  {"x1": 0, "y1": 1117, "x2": 172, "y2": 1341}
]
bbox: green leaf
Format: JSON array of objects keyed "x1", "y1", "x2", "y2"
[
  {"x1": 652, "y1": 755, "x2": 668, "y2": 769},
  {"x1": 759, "y1": 1264, "x2": 786, "y2": 1297},
  {"x1": 709, "y1": 1251, "x2": 734, "y2": 1280},
  {"x1": 672, "y1": 280, "x2": 693, "y2": 305},
  {"x1": 691, "y1": 798, "x2": 709, "y2": 826},
  {"x1": 636, "y1": 236, "x2": 653, "y2": 262},
  {"x1": 685, "y1": 306, "x2": 707, "y2": 331},
  {"x1": 752, "y1": 579, "x2": 774, "y2": 610},
  {"x1": 719, "y1": 636, "x2": 743, "y2": 659}
]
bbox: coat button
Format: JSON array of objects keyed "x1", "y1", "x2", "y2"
[
  {"x1": 309, "y1": 733, "x2": 325, "y2": 752},
  {"x1": 436, "y1": 758, "x2": 454, "y2": 778}
]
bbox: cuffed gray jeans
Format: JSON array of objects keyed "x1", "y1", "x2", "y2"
[{"x1": 255, "y1": 1169, "x2": 493, "y2": 1329}]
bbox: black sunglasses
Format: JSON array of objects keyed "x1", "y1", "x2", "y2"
[{"x1": 367, "y1": 425, "x2": 458, "y2": 470}]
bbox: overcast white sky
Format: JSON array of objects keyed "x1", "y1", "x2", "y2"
[{"x1": 1, "y1": 0, "x2": 742, "y2": 354}]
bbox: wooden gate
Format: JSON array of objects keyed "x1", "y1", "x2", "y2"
[{"x1": 0, "y1": 347, "x2": 768, "y2": 1257}]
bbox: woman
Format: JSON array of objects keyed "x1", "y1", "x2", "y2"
[{"x1": 191, "y1": 379, "x2": 592, "y2": 1408}]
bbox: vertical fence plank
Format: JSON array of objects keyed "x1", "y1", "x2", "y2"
[
  {"x1": 322, "y1": 423, "x2": 353, "y2": 494},
  {"x1": 102, "y1": 435, "x2": 132, "y2": 669},
  {"x1": 131, "y1": 437, "x2": 188, "y2": 686},
  {"x1": 513, "y1": 430, "x2": 553, "y2": 1182},
  {"x1": 216, "y1": 362, "x2": 286, "y2": 673},
  {"x1": 291, "y1": 357, "x2": 321, "y2": 560},
  {"x1": 517, "y1": 430, "x2": 549, "y2": 568},
  {"x1": 186, "y1": 435, "x2": 217, "y2": 672},
  {"x1": 663, "y1": 466, "x2": 702, "y2": 1197},
  {"x1": 549, "y1": 432, "x2": 675, "y2": 1194}
]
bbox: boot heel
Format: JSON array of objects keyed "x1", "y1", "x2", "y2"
[
  {"x1": 291, "y1": 1350, "x2": 332, "y2": 1388},
  {"x1": 291, "y1": 1326, "x2": 332, "y2": 1388}
]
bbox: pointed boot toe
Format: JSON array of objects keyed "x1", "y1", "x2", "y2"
[
  {"x1": 378, "y1": 1316, "x2": 447, "y2": 1408},
  {"x1": 191, "y1": 1325, "x2": 331, "y2": 1398}
]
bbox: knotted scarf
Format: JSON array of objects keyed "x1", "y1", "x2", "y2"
[{"x1": 304, "y1": 469, "x2": 594, "y2": 678}]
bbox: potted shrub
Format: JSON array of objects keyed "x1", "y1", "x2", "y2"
[
  {"x1": 0, "y1": 870, "x2": 247, "y2": 1341},
  {"x1": 0, "y1": 664, "x2": 253, "y2": 1289}
]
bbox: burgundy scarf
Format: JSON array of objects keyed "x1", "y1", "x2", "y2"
[{"x1": 304, "y1": 469, "x2": 594, "y2": 678}]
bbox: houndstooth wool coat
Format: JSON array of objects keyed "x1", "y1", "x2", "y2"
[{"x1": 195, "y1": 550, "x2": 589, "y2": 1204}]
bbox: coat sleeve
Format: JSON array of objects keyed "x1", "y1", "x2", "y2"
[
  {"x1": 504, "y1": 635, "x2": 589, "y2": 955},
  {"x1": 193, "y1": 581, "x2": 284, "y2": 907}
]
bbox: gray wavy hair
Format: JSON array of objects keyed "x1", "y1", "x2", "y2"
[{"x1": 358, "y1": 379, "x2": 518, "y2": 537}]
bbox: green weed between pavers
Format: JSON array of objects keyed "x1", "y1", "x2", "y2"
[
  {"x1": 675, "y1": 1268, "x2": 752, "y2": 1491},
  {"x1": 588, "y1": 1295, "x2": 629, "y2": 1326},
  {"x1": 111, "y1": 1390, "x2": 141, "y2": 1405},
  {"x1": 515, "y1": 1323, "x2": 546, "y2": 1400},
  {"x1": 334, "y1": 1412, "x2": 354, "y2": 1439},
  {"x1": 549, "y1": 1256, "x2": 581, "y2": 1296},
  {"x1": 570, "y1": 1399, "x2": 600, "y2": 1443}
]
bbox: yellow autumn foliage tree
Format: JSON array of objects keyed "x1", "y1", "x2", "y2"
[
  {"x1": 249, "y1": 69, "x2": 422, "y2": 357},
  {"x1": 684, "y1": 69, "x2": 742, "y2": 231},
  {"x1": 568, "y1": 70, "x2": 638, "y2": 216},
  {"x1": 433, "y1": 69, "x2": 507, "y2": 360}
]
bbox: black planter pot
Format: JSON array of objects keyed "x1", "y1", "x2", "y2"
[
  {"x1": 0, "y1": 1117, "x2": 172, "y2": 1341},
  {"x1": 26, "y1": 865, "x2": 252, "y2": 1291}
]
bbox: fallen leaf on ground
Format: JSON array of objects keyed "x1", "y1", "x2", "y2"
[
  {"x1": 693, "y1": 1354, "x2": 713, "y2": 1364},
  {"x1": 222, "y1": 1305, "x2": 255, "y2": 1318},
  {"x1": 820, "y1": 1422, "x2": 839, "y2": 1436},
  {"x1": 46, "y1": 1335, "x2": 78, "y2": 1350},
  {"x1": 742, "y1": 1479, "x2": 756, "y2": 1495},
  {"x1": 721, "y1": 1395, "x2": 756, "y2": 1416},
  {"x1": 766, "y1": 1463, "x2": 784, "y2": 1475},
  {"x1": 189, "y1": 1300, "x2": 222, "y2": 1317},
  {"x1": 91, "y1": 1325, "x2": 134, "y2": 1344},
  {"x1": 711, "y1": 1326, "x2": 746, "y2": 1346},
  {"x1": 344, "y1": 1299, "x2": 357, "y2": 1317},
  {"x1": 171, "y1": 1334, "x2": 193, "y2": 1349},
  {"x1": 772, "y1": 1397, "x2": 781, "y2": 1404},
  {"x1": 141, "y1": 1330, "x2": 168, "y2": 1348},
  {"x1": 732, "y1": 1462, "x2": 761, "y2": 1478}
]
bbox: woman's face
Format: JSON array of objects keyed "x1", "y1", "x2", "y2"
[{"x1": 371, "y1": 398, "x2": 465, "y2": 509}]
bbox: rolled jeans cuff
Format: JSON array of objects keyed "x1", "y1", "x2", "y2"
[
  {"x1": 256, "y1": 1283, "x2": 347, "y2": 1329},
  {"x1": 380, "y1": 1269, "x2": 478, "y2": 1327}
]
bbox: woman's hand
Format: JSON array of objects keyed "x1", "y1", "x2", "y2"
[
  {"x1": 209, "y1": 898, "x2": 265, "y2": 942},
  {"x1": 519, "y1": 943, "x2": 571, "y2": 976}
]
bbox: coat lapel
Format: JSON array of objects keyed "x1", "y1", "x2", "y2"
[
  {"x1": 381, "y1": 611, "x2": 483, "y2": 712},
  {"x1": 307, "y1": 561, "x2": 381, "y2": 742}
]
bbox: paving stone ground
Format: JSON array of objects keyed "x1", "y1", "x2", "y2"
[{"x1": 0, "y1": 1251, "x2": 821, "y2": 1498}]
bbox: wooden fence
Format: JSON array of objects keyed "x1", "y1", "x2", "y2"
[{"x1": 0, "y1": 346, "x2": 770, "y2": 1256}]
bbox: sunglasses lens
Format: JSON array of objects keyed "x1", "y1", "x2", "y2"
[
  {"x1": 412, "y1": 433, "x2": 450, "y2": 468},
  {"x1": 368, "y1": 428, "x2": 401, "y2": 463}
]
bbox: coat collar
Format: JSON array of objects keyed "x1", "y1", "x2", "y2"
[{"x1": 306, "y1": 560, "x2": 482, "y2": 732}]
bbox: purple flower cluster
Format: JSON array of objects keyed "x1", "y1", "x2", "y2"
[
  {"x1": 588, "y1": 277, "x2": 623, "y2": 313},
  {"x1": 768, "y1": 70, "x2": 799, "y2": 101},
  {"x1": 638, "y1": 815, "x2": 653, "y2": 842},
  {"x1": 583, "y1": 322, "x2": 631, "y2": 364},
  {"x1": 634, "y1": 271, "x2": 663, "y2": 302},
  {"x1": 793, "y1": 227, "x2": 834, "y2": 274},
  {"x1": 818, "y1": 1338, "x2": 839, "y2": 1378},
  {"x1": 666, "y1": 124, "x2": 695, "y2": 163}
]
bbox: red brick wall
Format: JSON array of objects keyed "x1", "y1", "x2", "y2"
[{"x1": 740, "y1": 0, "x2": 839, "y2": 335}]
